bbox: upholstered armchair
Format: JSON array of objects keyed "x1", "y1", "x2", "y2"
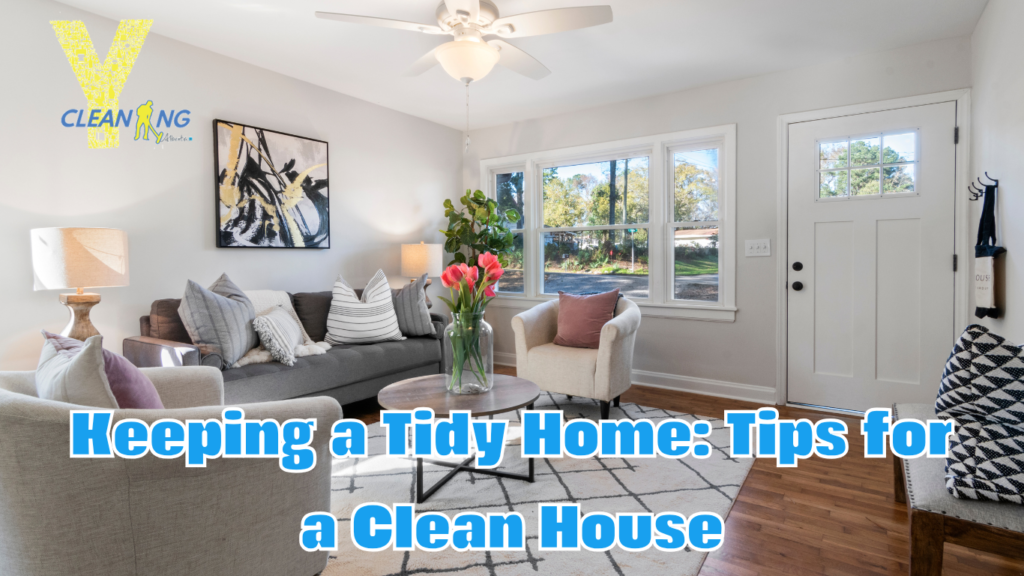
[
  {"x1": 0, "y1": 366, "x2": 340, "y2": 576},
  {"x1": 511, "y1": 298, "x2": 641, "y2": 418}
]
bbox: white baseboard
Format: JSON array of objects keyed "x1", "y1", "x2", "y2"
[
  {"x1": 495, "y1": 351, "x2": 517, "y2": 367},
  {"x1": 631, "y1": 369, "x2": 776, "y2": 404},
  {"x1": 491, "y1": 352, "x2": 776, "y2": 404}
]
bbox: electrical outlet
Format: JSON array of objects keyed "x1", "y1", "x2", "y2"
[{"x1": 745, "y1": 239, "x2": 771, "y2": 257}]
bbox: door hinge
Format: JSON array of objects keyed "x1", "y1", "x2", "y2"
[
  {"x1": 954, "y1": 254, "x2": 958, "y2": 272},
  {"x1": 954, "y1": 126, "x2": 959, "y2": 144}
]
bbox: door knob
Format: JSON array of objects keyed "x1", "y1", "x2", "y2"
[
  {"x1": 792, "y1": 281, "x2": 804, "y2": 291},
  {"x1": 792, "y1": 262, "x2": 803, "y2": 271}
]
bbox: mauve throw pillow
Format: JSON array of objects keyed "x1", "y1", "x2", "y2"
[
  {"x1": 41, "y1": 331, "x2": 164, "y2": 409},
  {"x1": 553, "y1": 289, "x2": 621, "y2": 349}
]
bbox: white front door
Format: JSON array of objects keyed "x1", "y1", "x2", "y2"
[{"x1": 787, "y1": 102, "x2": 957, "y2": 412}]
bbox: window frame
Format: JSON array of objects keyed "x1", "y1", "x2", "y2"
[
  {"x1": 480, "y1": 124, "x2": 737, "y2": 322},
  {"x1": 815, "y1": 128, "x2": 921, "y2": 202}
]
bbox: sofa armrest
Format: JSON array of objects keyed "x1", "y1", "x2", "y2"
[
  {"x1": 140, "y1": 366, "x2": 224, "y2": 408},
  {"x1": 429, "y1": 313, "x2": 447, "y2": 340},
  {"x1": 595, "y1": 300, "x2": 642, "y2": 401},
  {"x1": 123, "y1": 336, "x2": 200, "y2": 368},
  {"x1": 113, "y1": 396, "x2": 341, "y2": 576},
  {"x1": 511, "y1": 300, "x2": 559, "y2": 379}
]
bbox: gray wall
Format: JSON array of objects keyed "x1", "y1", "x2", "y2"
[
  {"x1": 0, "y1": 0, "x2": 462, "y2": 370},
  {"x1": 970, "y1": 0, "x2": 1024, "y2": 342},
  {"x1": 466, "y1": 36, "x2": 972, "y2": 400}
]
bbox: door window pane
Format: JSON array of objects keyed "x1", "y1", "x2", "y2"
[
  {"x1": 495, "y1": 232, "x2": 524, "y2": 293},
  {"x1": 496, "y1": 171, "x2": 525, "y2": 229},
  {"x1": 674, "y1": 226, "x2": 719, "y2": 302},
  {"x1": 541, "y1": 229, "x2": 649, "y2": 297},
  {"x1": 542, "y1": 157, "x2": 649, "y2": 228},
  {"x1": 851, "y1": 168, "x2": 881, "y2": 196},
  {"x1": 673, "y1": 148, "x2": 719, "y2": 222},
  {"x1": 884, "y1": 164, "x2": 916, "y2": 194},
  {"x1": 850, "y1": 137, "x2": 880, "y2": 166},
  {"x1": 819, "y1": 171, "x2": 849, "y2": 198},
  {"x1": 883, "y1": 132, "x2": 916, "y2": 163},
  {"x1": 819, "y1": 140, "x2": 848, "y2": 169}
]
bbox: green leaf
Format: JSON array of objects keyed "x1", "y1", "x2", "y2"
[
  {"x1": 473, "y1": 190, "x2": 486, "y2": 202},
  {"x1": 505, "y1": 209, "x2": 520, "y2": 222},
  {"x1": 452, "y1": 252, "x2": 467, "y2": 264}
]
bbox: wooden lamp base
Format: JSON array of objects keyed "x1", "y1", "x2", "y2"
[{"x1": 59, "y1": 292, "x2": 101, "y2": 341}]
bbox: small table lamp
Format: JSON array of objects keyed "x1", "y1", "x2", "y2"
[
  {"x1": 401, "y1": 242, "x2": 443, "y2": 309},
  {"x1": 31, "y1": 227, "x2": 129, "y2": 340}
]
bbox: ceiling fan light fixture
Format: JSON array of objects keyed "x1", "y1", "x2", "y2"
[{"x1": 435, "y1": 39, "x2": 500, "y2": 83}]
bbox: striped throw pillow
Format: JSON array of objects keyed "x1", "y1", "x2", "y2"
[
  {"x1": 252, "y1": 306, "x2": 304, "y2": 366},
  {"x1": 326, "y1": 270, "x2": 406, "y2": 345}
]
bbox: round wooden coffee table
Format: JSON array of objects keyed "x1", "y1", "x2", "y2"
[{"x1": 377, "y1": 374, "x2": 541, "y2": 503}]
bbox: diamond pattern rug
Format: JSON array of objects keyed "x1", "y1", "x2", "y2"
[{"x1": 323, "y1": 393, "x2": 753, "y2": 575}]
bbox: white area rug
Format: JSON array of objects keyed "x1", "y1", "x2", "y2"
[{"x1": 324, "y1": 393, "x2": 752, "y2": 576}]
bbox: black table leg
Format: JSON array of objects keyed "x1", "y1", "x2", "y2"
[{"x1": 415, "y1": 406, "x2": 537, "y2": 502}]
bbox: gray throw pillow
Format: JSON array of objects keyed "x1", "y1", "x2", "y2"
[
  {"x1": 392, "y1": 273, "x2": 435, "y2": 337},
  {"x1": 178, "y1": 274, "x2": 258, "y2": 369}
]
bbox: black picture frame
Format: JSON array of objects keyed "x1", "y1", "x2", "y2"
[{"x1": 213, "y1": 119, "x2": 330, "y2": 249}]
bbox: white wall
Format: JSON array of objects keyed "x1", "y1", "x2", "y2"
[
  {"x1": 970, "y1": 0, "x2": 1024, "y2": 341},
  {"x1": 0, "y1": 0, "x2": 462, "y2": 370},
  {"x1": 466, "y1": 36, "x2": 972, "y2": 401}
]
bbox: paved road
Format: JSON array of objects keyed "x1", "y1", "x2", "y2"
[{"x1": 496, "y1": 271, "x2": 719, "y2": 301}]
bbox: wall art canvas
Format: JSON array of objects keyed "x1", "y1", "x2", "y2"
[{"x1": 214, "y1": 120, "x2": 330, "y2": 248}]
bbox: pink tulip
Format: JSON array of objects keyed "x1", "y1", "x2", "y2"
[
  {"x1": 478, "y1": 252, "x2": 499, "y2": 270},
  {"x1": 484, "y1": 285, "x2": 496, "y2": 298}
]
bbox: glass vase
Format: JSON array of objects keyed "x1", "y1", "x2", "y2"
[{"x1": 443, "y1": 312, "x2": 494, "y2": 394}]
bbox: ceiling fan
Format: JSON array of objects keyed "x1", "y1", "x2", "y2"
[{"x1": 315, "y1": 1, "x2": 613, "y2": 84}]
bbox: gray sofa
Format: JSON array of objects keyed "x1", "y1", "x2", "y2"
[
  {"x1": 0, "y1": 366, "x2": 339, "y2": 576},
  {"x1": 123, "y1": 290, "x2": 445, "y2": 406}
]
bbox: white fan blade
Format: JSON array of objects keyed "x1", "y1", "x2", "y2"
[
  {"x1": 404, "y1": 47, "x2": 441, "y2": 76},
  {"x1": 315, "y1": 12, "x2": 447, "y2": 35},
  {"x1": 489, "y1": 6, "x2": 612, "y2": 38},
  {"x1": 488, "y1": 39, "x2": 550, "y2": 80},
  {"x1": 443, "y1": 0, "x2": 480, "y2": 24}
]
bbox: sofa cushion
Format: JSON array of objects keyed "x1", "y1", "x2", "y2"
[
  {"x1": 149, "y1": 298, "x2": 191, "y2": 343},
  {"x1": 221, "y1": 337, "x2": 442, "y2": 404},
  {"x1": 291, "y1": 291, "x2": 332, "y2": 342},
  {"x1": 526, "y1": 342, "x2": 599, "y2": 396},
  {"x1": 895, "y1": 403, "x2": 1024, "y2": 532}
]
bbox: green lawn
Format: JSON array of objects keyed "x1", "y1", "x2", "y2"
[{"x1": 675, "y1": 255, "x2": 719, "y2": 276}]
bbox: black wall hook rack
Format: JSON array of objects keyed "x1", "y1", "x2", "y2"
[{"x1": 969, "y1": 172, "x2": 999, "y2": 201}]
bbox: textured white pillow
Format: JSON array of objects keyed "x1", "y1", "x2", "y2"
[
  {"x1": 35, "y1": 335, "x2": 118, "y2": 408},
  {"x1": 252, "y1": 306, "x2": 304, "y2": 366},
  {"x1": 326, "y1": 269, "x2": 406, "y2": 345}
]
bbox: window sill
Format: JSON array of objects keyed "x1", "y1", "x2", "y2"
[{"x1": 489, "y1": 294, "x2": 736, "y2": 322}]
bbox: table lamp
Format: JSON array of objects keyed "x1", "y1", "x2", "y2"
[
  {"x1": 401, "y1": 241, "x2": 443, "y2": 308},
  {"x1": 30, "y1": 227, "x2": 129, "y2": 340}
]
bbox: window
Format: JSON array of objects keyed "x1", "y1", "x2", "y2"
[
  {"x1": 672, "y1": 147, "x2": 720, "y2": 302},
  {"x1": 541, "y1": 156, "x2": 650, "y2": 297},
  {"x1": 818, "y1": 131, "x2": 917, "y2": 199},
  {"x1": 480, "y1": 125, "x2": 736, "y2": 321},
  {"x1": 495, "y1": 170, "x2": 525, "y2": 293}
]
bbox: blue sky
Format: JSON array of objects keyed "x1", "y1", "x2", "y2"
[{"x1": 547, "y1": 149, "x2": 718, "y2": 182}]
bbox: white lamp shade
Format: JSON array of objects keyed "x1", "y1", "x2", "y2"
[
  {"x1": 435, "y1": 40, "x2": 500, "y2": 83},
  {"x1": 401, "y1": 242, "x2": 444, "y2": 278},
  {"x1": 31, "y1": 227, "x2": 129, "y2": 291}
]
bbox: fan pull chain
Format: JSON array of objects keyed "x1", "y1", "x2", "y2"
[{"x1": 464, "y1": 82, "x2": 471, "y2": 154}]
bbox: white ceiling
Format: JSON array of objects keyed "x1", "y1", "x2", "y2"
[{"x1": 56, "y1": 0, "x2": 987, "y2": 130}]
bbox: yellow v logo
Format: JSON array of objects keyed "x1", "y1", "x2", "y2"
[{"x1": 51, "y1": 20, "x2": 152, "y2": 149}]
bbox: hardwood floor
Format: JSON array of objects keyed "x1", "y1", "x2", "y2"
[{"x1": 348, "y1": 368, "x2": 1024, "y2": 575}]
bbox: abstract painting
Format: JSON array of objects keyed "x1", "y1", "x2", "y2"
[{"x1": 214, "y1": 120, "x2": 329, "y2": 248}]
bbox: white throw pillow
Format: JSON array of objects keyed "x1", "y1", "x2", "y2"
[
  {"x1": 326, "y1": 269, "x2": 406, "y2": 345},
  {"x1": 35, "y1": 335, "x2": 118, "y2": 408},
  {"x1": 252, "y1": 306, "x2": 304, "y2": 366}
]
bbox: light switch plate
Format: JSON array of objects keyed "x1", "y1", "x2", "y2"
[{"x1": 745, "y1": 239, "x2": 771, "y2": 257}]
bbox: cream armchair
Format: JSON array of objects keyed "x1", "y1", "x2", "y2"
[
  {"x1": 511, "y1": 297, "x2": 641, "y2": 419},
  {"x1": 0, "y1": 366, "x2": 341, "y2": 576}
]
